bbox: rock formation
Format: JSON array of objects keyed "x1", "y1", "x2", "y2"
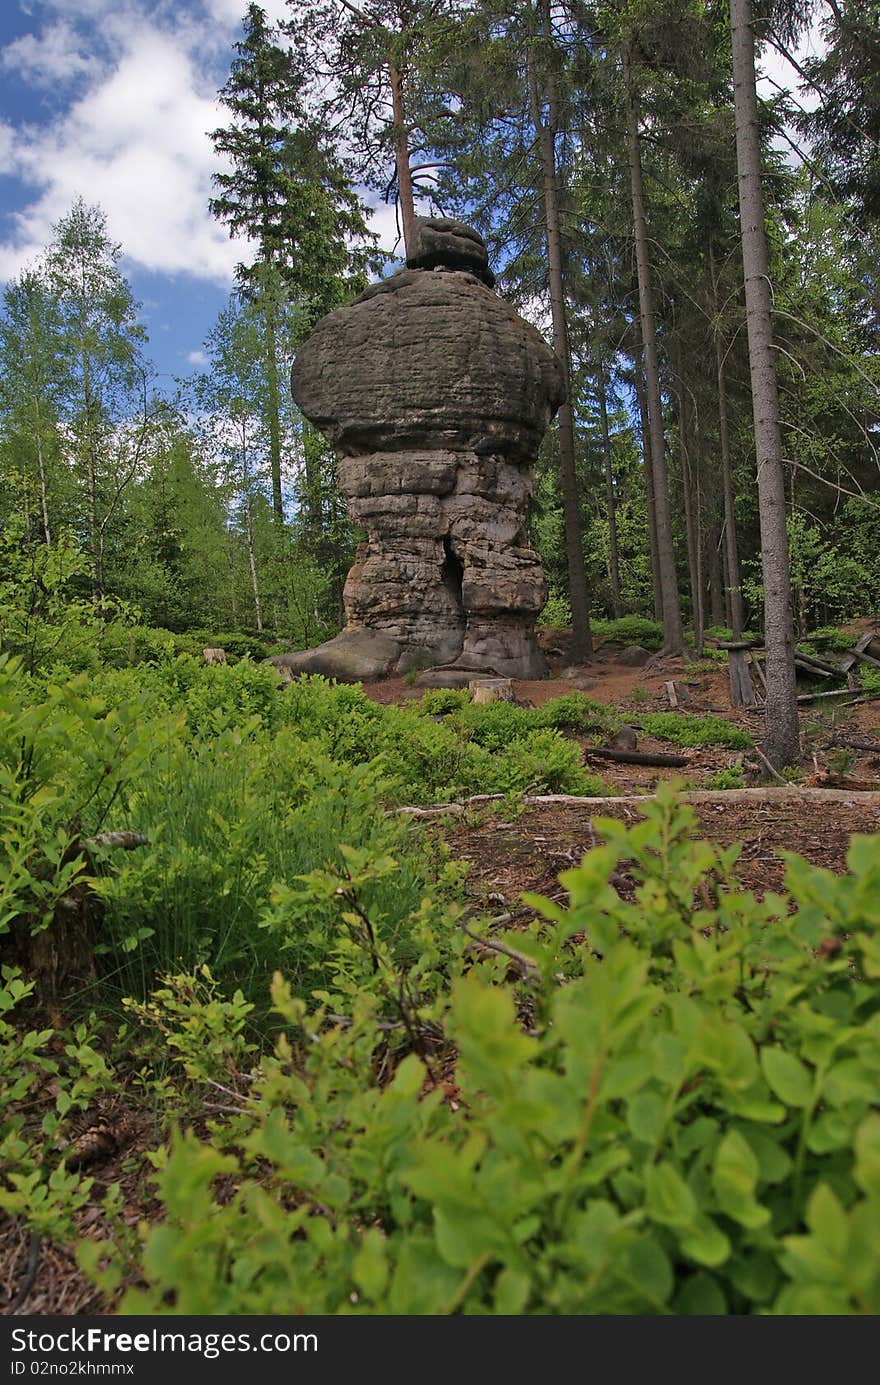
[{"x1": 273, "y1": 216, "x2": 564, "y2": 683}]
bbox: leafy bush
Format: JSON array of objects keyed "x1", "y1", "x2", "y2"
[
  {"x1": 703, "y1": 767, "x2": 747, "y2": 791},
  {"x1": 536, "y1": 591, "x2": 573, "y2": 629},
  {"x1": 0, "y1": 656, "x2": 179, "y2": 947},
  {"x1": 859, "y1": 667, "x2": 880, "y2": 697},
  {"x1": 593, "y1": 616, "x2": 664, "y2": 651},
  {"x1": 802, "y1": 626, "x2": 862, "y2": 654},
  {"x1": 91, "y1": 790, "x2": 880, "y2": 1315},
  {"x1": 638, "y1": 713, "x2": 753, "y2": 750},
  {"x1": 0, "y1": 968, "x2": 115, "y2": 1240}
]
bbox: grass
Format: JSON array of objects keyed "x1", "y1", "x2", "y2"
[{"x1": 637, "y1": 711, "x2": 753, "y2": 749}]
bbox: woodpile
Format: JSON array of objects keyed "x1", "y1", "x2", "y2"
[{"x1": 713, "y1": 629, "x2": 880, "y2": 708}]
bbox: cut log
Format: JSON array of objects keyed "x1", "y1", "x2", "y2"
[
  {"x1": 793, "y1": 653, "x2": 840, "y2": 678},
  {"x1": 839, "y1": 633, "x2": 874, "y2": 673},
  {"x1": 584, "y1": 746, "x2": 690, "y2": 768},
  {"x1": 847, "y1": 648, "x2": 880, "y2": 671},
  {"x1": 469, "y1": 678, "x2": 514, "y2": 704},
  {"x1": 665, "y1": 680, "x2": 691, "y2": 708},
  {"x1": 749, "y1": 652, "x2": 768, "y2": 692},
  {"x1": 728, "y1": 648, "x2": 757, "y2": 708}
]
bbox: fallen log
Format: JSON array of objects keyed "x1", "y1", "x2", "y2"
[
  {"x1": 84, "y1": 832, "x2": 150, "y2": 850},
  {"x1": 793, "y1": 653, "x2": 840, "y2": 678},
  {"x1": 796, "y1": 688, "x2": 880, "y2": 706},
  {"x1": 839, "y1": 633, "x2": 875, "y2": 673},
  {"x1": 584, "y1": 746, "x2": 690, "y2": 768},
  {"x1": 397, "y1": 786, "x2": 880, "y2": 818},
  {"x1": 831, "y1": 736, "x2": 880, "y2": 754}
]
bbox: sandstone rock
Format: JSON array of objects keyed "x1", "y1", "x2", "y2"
[
  {"x1": 285, "y1": 219, "x2": 564, "y2": 682},
  {"x1": 469, "y1": 678, "x2": 515, "y2": 705},
  {"x1": 268, "y1": 629, "x2": 400, "y2": 683},
  {"x1": 611, "y1": 725, "x2": 639, "y2": 751},
  {"x1": 618, "y1": 645, "x2": 652, "y2": 667},
  {"x1": 406, "y1": 215, "x2": 494, "y2": 286}
]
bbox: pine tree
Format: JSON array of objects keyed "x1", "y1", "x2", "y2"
[
  {"x1": 730, "y1": 0, "x2": 800, "y2": 766},
  {"x1": 210, "y1": 3, "x2": 375, "y2": 522},
  {"x1": 42, "y1": 198, "x2": 146, "y2": 604}
]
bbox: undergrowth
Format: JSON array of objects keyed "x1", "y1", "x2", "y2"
[{"x1": 6, "y1": 787, "x2": 875, "y2": 1315}]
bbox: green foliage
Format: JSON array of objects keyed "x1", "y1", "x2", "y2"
[
  {"x1": 702, "y1": 766, "x2": 747, "y2": 790},
  {"x1": 91, "y1": 789, "x2": 880, "y2": 1315},
  {"x1": 536, "y1": 591, "x2": 573, "y2": 628},
  {"x1": 0, "y1": 968, "x2": 115, "y2": 1240},
  {"x1": 859, "y1": 666, "x2": 880, "y2": 697},
  {"x1": 593, "y1": 616, "x2": 664, "y2": 651},
  {"x1": 0, "y1": 655, "x2": 178, "y2": 942},
  {"x1": 638, "y1": 713, "x2": 753, "y2": 750}
]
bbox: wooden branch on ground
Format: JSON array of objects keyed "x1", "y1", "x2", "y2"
[
  {"x1": 460, "y1": 918, "x2": 537, "y2": 974},
  {"x1": 584, "y1": 746, "x2": 691, "y2": 768},
  {"x1": 797, "y1": 688, "x2": 880, "y2": 706},
  {"x1": 839, "y1": 633, "x2": 875, "y2": 673},
  {"x1": 398, "y1": 787, "x2": 880, "y2": 818},
  {"x1": 752, "y1": 746, "x2": 788, "y2": 785},
  {"x1": 84, "y1": 832, "x2": 150, "y2": 850},
  {"x1": 847, "y1": 648, "x2": 880, "y2": 671},
  {"x1": 793, "y1": 653, "x2": 840, "y2": 678},
  {"x1": 831, "y1": 736, "x2": 880, "y2": 754}
]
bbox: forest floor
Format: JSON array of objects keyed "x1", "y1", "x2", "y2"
[
  {"x1": 365, "y1": 629, "x2": 880, "y2": 906},
  {"x1": 4, "y1": 633, "x2": 880, "y2": 1317}
]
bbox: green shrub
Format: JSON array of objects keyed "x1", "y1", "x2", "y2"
[
  {"x1": 593, "y1": 616, "x2": 664, "y2": 651},
  {"x1": 0, "y1": 968, "x2": 116, "y2": 1240},
  {"x1": 639, "y1": 713, "x2": 753, "y2": 750},
  {"x1": 703, "y1": 766, "x2": 747, "y2": 791},
  {"x1": 537, "y1": 592, "x2": 573, "y2": 629},
  {"x1": 859, "y1": 667, "x2": 880, "y2": 697},
  {"x1": 92, "y1": 789, "x2": 880, "y2": 1315},
  {"x1": 413, "y1": 689, "x2": 470, "y2": 717}
]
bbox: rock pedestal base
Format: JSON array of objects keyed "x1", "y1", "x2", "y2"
[{"x1": 271, "y1": 220, "x2": 564, "y2": 683}]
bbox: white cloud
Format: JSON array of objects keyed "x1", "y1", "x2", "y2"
[
  {"x1": 0, "y1": 21, "x2": 100, "y2": 88},
  {"x1": 0, "y1": 5, "x2": 253, "y2": 284},
  {"x1": 187, "y1": 348, "x2": 209, "y2": 365}
]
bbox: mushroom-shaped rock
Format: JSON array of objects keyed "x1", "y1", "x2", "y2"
[{"x1": 276, "y1": 219, "x2": 565, "y2": 682}]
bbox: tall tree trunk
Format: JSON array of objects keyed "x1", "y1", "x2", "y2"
[
  {"x1": 623, "y1": 54, "x2": 684, "y2": 654},
  {"x1": 633, "y1": 347, "x2": 663, "y2": 623},
  {"x1": 227, "y1": 530, "x2": 238, "y2": 626},
  {"x1": 83, "y1": 370, "x2": 100, "y2": 603},
  {"x1": 241, "y1": 429, "x2": 263, "y2": 632},
  {"x1": 597, "y1": 350, "x2": 621, "y2": 617},
  {"x1": 529, "y1": 50, "x2": 592, "y2": 660},
  {"x1": 716, "y1": 339, "x2": 745, "y2": 640},
  {"x1": 678, "y1": 385, "x2": 703, "y2": 655},
  {"x1": 730, "y1": 0, "x2": 799, "y2": 767},
  {"x1": 389, "y1": 59, "x2": 415, "y2": 257},
  {"x1": 708, "y1": 528, "x2": 726, "y2": 627},
  {"x1": 264, "y1": 304, "x2": 284, "y2": 523},
  {"x1": 300, "y1": 416, "x2": 324, "y2": 537},
  {"x1": 34, "y1": 399, "x2": 51, "y2": 547},
  {"x1": 710, "y1": 244, "x2": 745, "y2": 640}
]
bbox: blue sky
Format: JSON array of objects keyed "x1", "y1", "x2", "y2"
[
  {"x1": 0, "y1": 0, "x2": 401, "y2": 386},
  {"x1": 0, "y1": 1, "x2": 819, "y2": 389}
]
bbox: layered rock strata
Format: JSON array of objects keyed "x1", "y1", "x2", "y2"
[{"x1": 274, "y1": 217, "x2": 564, "y2": 682}]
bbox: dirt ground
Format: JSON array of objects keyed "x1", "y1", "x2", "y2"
[{"x1": 369, "y1": 630, "x2": 880, "y2": 908}]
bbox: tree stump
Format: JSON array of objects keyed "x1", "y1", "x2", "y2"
[{"x1": 469, "y1": 678, "x2": 515, "y2": 705}]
